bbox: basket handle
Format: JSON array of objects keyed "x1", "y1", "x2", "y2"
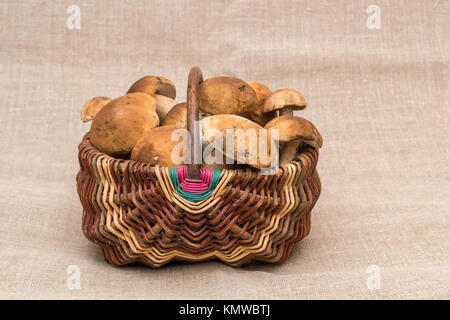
[{"x1": 186, "y1": 66, "x2": 203, "y2": 179}]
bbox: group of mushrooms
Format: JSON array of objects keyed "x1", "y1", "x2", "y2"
[{"x1": 80, "y1": 75, "x2": 323, "y2": 169}]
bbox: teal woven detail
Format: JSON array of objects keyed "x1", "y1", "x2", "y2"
[{"x1": 168, "y1": 167, "x2": 222, "y2": 202}]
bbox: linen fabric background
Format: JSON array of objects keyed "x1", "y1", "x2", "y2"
[{"x1": 0, "y1": 0, "x2": 448, "y2": 299}]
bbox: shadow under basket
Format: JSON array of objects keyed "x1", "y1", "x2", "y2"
[{"x1": 76, "y1": 67, "x2": 322, "y2": 267}]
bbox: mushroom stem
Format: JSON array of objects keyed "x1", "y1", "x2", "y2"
[
  {"x1": 280, "y1": 139, "x2": 301, "y2": 165},
  {"x1": 279, "y1": 105, "x2": 293, "y2": 117},
  {"x1": 154, "y1": 94, "x2": 178, "y2": 121}
]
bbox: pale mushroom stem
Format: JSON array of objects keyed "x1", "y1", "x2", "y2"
[
  {"x1": 279, "y1": 105, "x2": 293, "y2": 117},
  {"x1": 154, "y1": 94, "x2": 178, "y2": 121},
  {"x1": 280, "y1": 139, "x2": 301, "y2": 165}
]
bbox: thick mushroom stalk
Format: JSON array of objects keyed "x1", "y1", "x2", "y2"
[
  {"x1": 154, "y1": 94, "x2": 178, "y2": 121},
  {"x1": 280, "y1": 139, "x2": 302, "y2": 165},
  {"x1": 279, "y1": 105, "x2": 293, "y2": 117}
]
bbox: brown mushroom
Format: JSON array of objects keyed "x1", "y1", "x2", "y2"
[
  {"x1": 263, "y1": 89, "x2": 306, "y2": 116},
  {"x1": 201, "y1": 115, "x2": 272, "y2": 168},
  {"x1": 246, "y1": 110, "x2": 278, "y2": 126},
  {"x1": 247, "y1": 81, "x2": 271, "y2": 108},
  {"x1": 90, "y1": 93, "x2": 159, "y2": 157},
  {"x1": 198, "y1": 77, "x2": 256, "y2": 115},
  {"x1": 127, "y1": 75, "x2": 176, "y2": 99},
  {"x1": 244, "y1": 81, "x2": 276, "y2": 126},
  {"x1": 264, "y1": 116, "x2": 322, "y2": 165},
  {"x1": 162, "y1": 103, "x2": 187, "y2": 127},
  {"x1": 131, "y1": 125, "x2": 188, "y2": 166},
  {"x1": 80, "y1": 96, "x2": 112, "y2": 122},
  {"x1": 154, "y1": 94, "x2": 179, "y2": 121}
]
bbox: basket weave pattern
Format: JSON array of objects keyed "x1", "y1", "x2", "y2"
[{"x1": 77, "y1": 133, "x2": 321, "y2": 267}]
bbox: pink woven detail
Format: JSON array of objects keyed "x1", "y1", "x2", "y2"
[{"x1": 177, "y1": 166, "x2": 213, "y2": 193}]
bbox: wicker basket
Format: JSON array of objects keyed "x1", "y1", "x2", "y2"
[{"x1": 76, "y1": 67, "x2": 322, "y2": 267}]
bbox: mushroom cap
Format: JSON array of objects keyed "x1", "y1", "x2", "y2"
[
  {"x1": 199, "y1": 76, "x2": 257, "y2": 115},
  {"x1": 80, "y1": 96, "x2": 112, "y2": 122},
  {"x1": 247, "y1": 81, "x2": 271, "y2": 113},
  {"x1": 202, "y1": 114, "x2": 263, "y2": 135},
  {"x1": 201, "y1": 115, "x2": 272, "y2": 168},
  {"x1": 154, "y1": 94, "x2": 178, "y2": 121},
  {"x1": 162, "y1": 103, "x2": 187, "y2": 127},
  {"x1": 264, "y1": 116, "x2": 323, "y2": 149},
  {"x1": 127, "y1": 76, "x2": 176, "y2": 99},
  {"x1": 262, "y1": 89, "x2": 306, "y2": 113},
  {"x1": 131, "y1": 125, "x2": 187, "y2": 166},
  {"x1": 90, "y1": 93, "x2": 159, "y2": 156}
]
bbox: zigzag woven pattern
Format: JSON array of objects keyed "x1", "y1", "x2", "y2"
[{"x1": 76, "y1": 133, "x2": 321, "y2": 267}]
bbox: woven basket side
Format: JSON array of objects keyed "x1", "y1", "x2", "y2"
[{"x1": 77, "y1": 134, "x2": 321, "y2": 267}]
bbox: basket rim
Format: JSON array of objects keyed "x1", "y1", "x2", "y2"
[{"x1": 79, "y1": 131, "x2": 319, "y2": 175}]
